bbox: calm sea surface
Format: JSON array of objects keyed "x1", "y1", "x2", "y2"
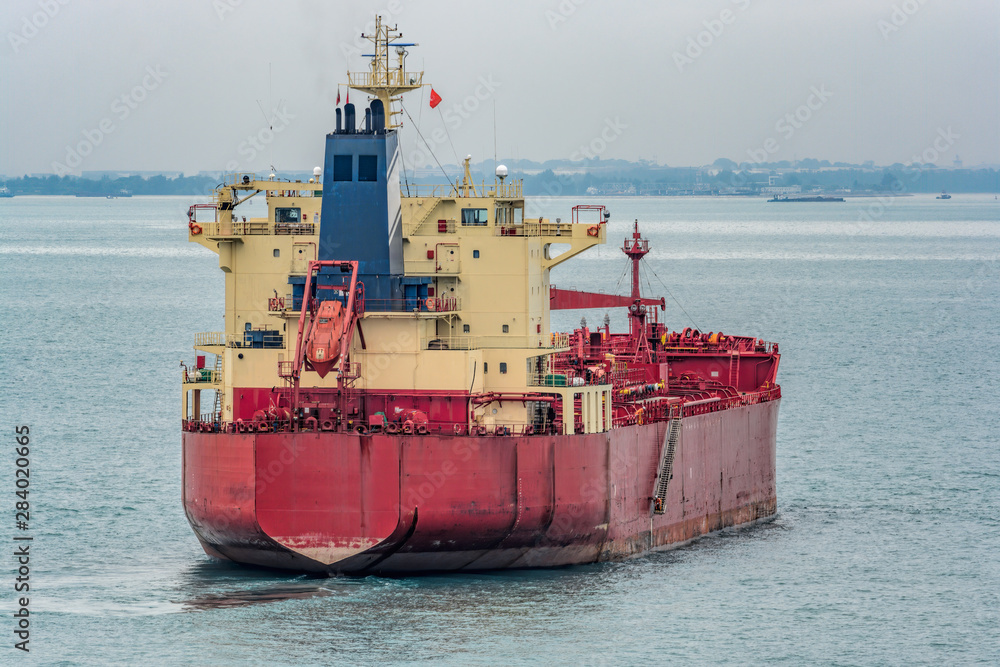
[{"x1": 1, "y1": 194, "x2": 998, "y2": 665}]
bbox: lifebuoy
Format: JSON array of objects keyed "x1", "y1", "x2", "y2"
[
  {"x1": 587, "y1": 225, "x2": 599, "y2": 237},
  {"x1": 190, "y1": 223, "x2": 203, "y2": 235},
  {"x1": 453, "y1": 424, "x2": 465, "y2": 435},
  {"x1": 425, "y1": 297, "x2": 436, "y2": 312}
]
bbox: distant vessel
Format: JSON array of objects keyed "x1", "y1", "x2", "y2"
[
  {"x1": 936, "y1": 191, "x2": 952, "y2": 200},
  {"x1": 768, "y1": 195, "x2": 844, "y2": 203},
  {"x1": 76, "y1": 189, "x2": 132, "y2": 198},
  {"x1": 0, "y1": 187, "x2": 13, "y2": 198}
]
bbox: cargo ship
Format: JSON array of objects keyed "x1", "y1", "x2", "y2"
[{"x1": 181, "y1": 18, "x2": 781, "y2": 574}]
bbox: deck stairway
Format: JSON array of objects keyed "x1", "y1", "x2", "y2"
[
  {"x1": 652, "y1": 419, "x2": 681, "y2": 514},
  {"x1": 211, "y1": 354, "x2": 223, "y2": 421}
]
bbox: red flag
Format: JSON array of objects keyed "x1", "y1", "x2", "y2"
[
  {"x1": 346, "y1": 89, "x2": 350, "y2": 105},
  {"x1": 429, "y1": 88, "x2": 442, "y2": 109},
  {"x1": 336, "y1": 87, "x2": 341, "y2": 106}
]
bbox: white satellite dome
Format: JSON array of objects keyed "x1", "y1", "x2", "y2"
[{"x1": 495, "y1": 164, "x2": 509, "y2": 179}]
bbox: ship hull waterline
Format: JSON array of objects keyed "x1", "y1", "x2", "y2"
[{"x1": 182, "y1": 400, "x2": 779, "y2": 574}]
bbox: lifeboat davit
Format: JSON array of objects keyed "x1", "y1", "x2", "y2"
[{"x1": 306, "y1": 300, "x2": 345, "y2": 378}]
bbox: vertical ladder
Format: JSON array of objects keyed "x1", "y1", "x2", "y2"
[
  {"x1": 211, "y1": 354, "x2": 223, "y2": 421},
  {"x1": 728, "y1": 352, "x2": 739, "y2": 389},
  {"x1": 652, "y1": 419, "x2": 681, "y2": 514}
]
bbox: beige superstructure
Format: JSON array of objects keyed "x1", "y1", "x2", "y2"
[{"x1": 184, "y1": 160, "x2": 612, "y2": 434}]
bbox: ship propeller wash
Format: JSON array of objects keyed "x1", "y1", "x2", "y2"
[{"x1": 181, "y1": 17, "x2": 781, "y2": 574}]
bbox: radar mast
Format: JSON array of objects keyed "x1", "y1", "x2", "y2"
[{"x1": 347, "y1": 15, "x2": 423, "y2": 130}]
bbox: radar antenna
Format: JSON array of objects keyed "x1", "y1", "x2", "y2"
[{"x1": 348, "y1": 15, "x2": 424, "y2": 129}]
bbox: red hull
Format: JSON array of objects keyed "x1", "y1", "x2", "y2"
[{"x1": 182, "y1": 400, "x2": 779, "y2": 574}]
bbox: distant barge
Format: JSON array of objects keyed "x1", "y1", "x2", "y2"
[{"x1": 767, "y1": 195, "x2": 845, "y2": 203}]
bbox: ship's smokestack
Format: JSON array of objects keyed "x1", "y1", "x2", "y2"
[
  {"x1": 371, "y1": 99, "x2": 385, "y2": 132},
  {"x1": 344, "y1": 103, "x2": 355, "y2": 133},
  {"x1": 335, "y1": 108, "x2": 342, "y2": 133},
  {"x1": 364, "y1": 107, "x2": 372, "y2": 133}
]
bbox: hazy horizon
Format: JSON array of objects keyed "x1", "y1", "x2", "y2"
[{"x1": 2, "y1": 0, "x2": 998, "y2": 177}]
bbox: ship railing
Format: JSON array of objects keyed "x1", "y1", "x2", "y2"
[
  {"x1": 526, "y1": 365, "x2": 607, "y2": 387},
  {"x1": 610, "y1": 365, "x2": 647, "y2": 386},
  {"x1": 183, "y1": 369, "x2": 222, "y2": 384},
  {"x1": 268, "y1": 295, "x2": 295, "y2": 312},
  {"x1": 423, "y1": 333, "x2": 570, "y2": 351},
  {"x1": 193, "y1": 332, "x2": 227, "y2": 347},
  {"x1": 608, "y1": 386, "x2": 782, "y2": 427},
  {"x1": 196, "y1": 220, "x2": 316, "y2": 237},
  {"x1": 404, "y1": 179, "x2": 523, "y2": 200},
  {"x1": 362, "y1": 297, "x2": 462, "y2": 313},
  {"x1": 184, "y1": 416, "x2": 570, "y2": 436},
  {"x1": 348, "y1": 69, "x2": 423, "y2": 90},
  {"x1": 226, "y1": 330, "x2": 285, "y2": 349},
  {"x1": 225, "y1": 172, "x2": 259, "y2": 187},
  {"x1": 493, "y1": 220, "x2": 581, "y2": 237},
  {"x1": 526, "y1": 372, "x2": 601, "y2": 388},
  {"x1": 404, "y1": 218, "x2": 457, "y2": 236}
]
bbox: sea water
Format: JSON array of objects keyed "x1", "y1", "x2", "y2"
[{"x1": 1, "y1": 194, "x2": 998, "y2": 665}]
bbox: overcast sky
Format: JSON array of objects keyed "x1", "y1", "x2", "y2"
[{"x1": 1, "y1": 0, "x2": 997, "y2": 176}]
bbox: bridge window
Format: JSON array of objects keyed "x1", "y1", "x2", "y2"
[
  {"x1": 358, "y1": 155, "x2": 378, "y2": 182},
  {"x1": 499, "y1": 362, "x2": 507, "y2": 374},
  {"x1": 275, "y1": 207, "x2": 300, "y2": 223},
  {"x1": 461, "y1": 208, "x2": 488, "y2": 226},
  {"x1": 502, "y1": 324, "x2": 509, "y2": 333},
  {"x1": 333, "y1": 155, "x2": 352, "y2": 181},
  {"x1": 473, "y1": 250, "x2": 480, "y2": 259},
  {"x1": 463, "y1": 324, "x2": 470, "y2": 333}
]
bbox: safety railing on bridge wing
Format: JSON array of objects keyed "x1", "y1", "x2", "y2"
[
  {"x1": 193, "y1": 332, "x2": 227, "y2": 347},
  {"x1": 423, "y1": 333, "x2": 569, "y2": 351},
  {"x1": 183, "y1": 368, "x2": 222, "y2": 384}
]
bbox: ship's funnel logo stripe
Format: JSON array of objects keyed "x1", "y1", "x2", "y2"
[
  {"x1": 386, "y1": 149, "x2": 399, "y2": 182},
  {"x1": 388, "y1": 208, "x2": 402, "y2": 240}
]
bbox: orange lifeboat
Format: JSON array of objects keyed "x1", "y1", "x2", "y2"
[{"x1": 306, "y1": 300, "x2": 345, "y2": 378}]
